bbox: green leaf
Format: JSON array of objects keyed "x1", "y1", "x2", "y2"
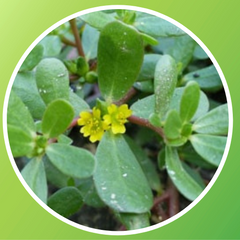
[
  {"x1": 19, "y1": 44, "x2": 44, "y2": 72},
  {"x1": 82, "y1": 24, "x2": 100, "y2": 60},
  {"x1": 41, "y1": 99, "x2": 74, "y2": 138},
  {"x1": 43, "y1": 156, "x2": 70, "y2": 188},
  {"x1": 35, "y1": 58, "x2": 69, "y2": 105},
  {"x1": 154, "y1": 54, "x2": 177, "y2": 118},
  {"x1": 7, "y1": 125, "x2": 35, "y2": 157},
  {"x1": 57, "y1": 134, "x2": 73, "y2": 145},
  {"x1": 182, "y1": 65, "x2": 222, "y2": 92},
  {"x1": 46, "y1": 143, "x2": 95, "y2": 179},
  {"x1": 21, "y1": 158, "x2": 47, "y2": 203},
  {"x1": 69, "y1": 90, "x2": 90, "y2": 117},
  {"x1": 193, "y1": 45, "x2": 208, "y2": 60},
  {"x1": 98, "y1": 21, "x2": 144, "y2": 101},
  {"x1": 134, "y1": 12, "x2": 185, "y2": 37},
  {"x1": 182, "y1": 162, "x2": 205, "y2": 189},
  {"x1": 165, "y1": 146, "x2": 204, "y2": 201},
  {"x1": 140, "y1": 33, "x2": 158, "y2": 46},
  {"x1": 170, "y1": 87, "x2": 209, "y2": 121},
  {"x1": 190, "y1": 134, "x2": 227, "y2": 166},
  {"x1": 137, "y1": 54, "x2": 162, "y2": 81},
  {"x1": 39, "y1": 35, "x2": 62, "y2": 57},
  {"x1": 94, "y1": 132, "x2": 153, "y2": 213},
  {"x1": 116, "y1": 212, "x2": 150, "y2": 230},
  {"x1": 164, "y1": 110, "x2": 182, "y2": 139},
  {"x1": 193, "y1": 104, "x2": 228, "y2": 135},
  {"x1": 125, "y1": 136, "x2": 162, "y2": 193},
  {"x1": 164, "y1": 35, "x2": 196, "y2": 71},
  {"x1": 80, "y1": 11, "x2": 115, "y2": 30},
  {"x1": 7, "y1": 91, "x2": 36, "y2": 134},
  {"x1": 12, "y1": 72, "x2": 46, "y2": 119},
  {"x1": 180, "y1": 81, "x2": 200, "y2": 123},
  {"x1": 130, "y1": 95, "x2": 154, "y2": 120},
  {"x1": 179, "y1": 143, "x2": 216, "y2": 169},
  {"x1": 134, "y1": 81, "x2": 154, "y2": 93},
  {"x1": 77, "y1": 178, "x2": 105, "y2": 208},
  {"x1": 48, "y1": 187, "x2": 83, "y2": 217}
]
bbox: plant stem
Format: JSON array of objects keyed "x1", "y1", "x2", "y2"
[
  {"x1": 128, "y1": 115, "x2": 165, "y2": 139},
  {"x1": 167, "y1": 178, "x2": 179, "y2": 217},
  {"x1": 61, "y1": 36, "x2": 76, "y2": 47},
  {"x1": 69, "y1": 19, "x2": 85, "y2": 57},
  {"x1": 114, "y1": 87, "x2": 138, "y2": 106}
]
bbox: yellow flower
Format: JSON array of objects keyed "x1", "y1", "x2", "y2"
[
  {"x1": 103, "y1": 104, "x2": 132, "y2": 134},
  {"x1": 78, "y1": 107, "x2": 109, "y2": 143}
]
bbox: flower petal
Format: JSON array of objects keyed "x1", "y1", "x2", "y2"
[
  {"x1": 112, "y1": 123, "x2": 126, "y2": 134},
  {"x1": 108, "y1": 104, "x2": 117, "y2": 114},
  {"x1": 103, "y1": 114, "x2": 112, "y2": 125}
]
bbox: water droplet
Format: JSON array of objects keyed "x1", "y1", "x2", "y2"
[
  {"x1": 111, "y1": 193, "x2": 116, "y2": 199},
  {"x1": 124, "y1": 32, "x2": 127, "y2": 35},
  {"x1": 57, "y1": 73, "x2": 65, "y2": 77},
  {"x1": 102, "y1": 187, "x2": 107, "y2": 190},
  {"x1": 123, "y1": 173, "x2": 127, "y2": 177}
]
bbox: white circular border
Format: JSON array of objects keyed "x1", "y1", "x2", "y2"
[{"x1": 2, "y1": 4, "x2": 233, "y2": 236}]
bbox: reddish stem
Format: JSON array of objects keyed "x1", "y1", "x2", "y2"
[
  {"x1": 114, "y1": 87, "x2": 138, "y2": 106},
  {"x1": 69, "y1": 19, "x2": 85, "y2": 57},
  {"x1": 167, "y1": 178, "x2": 180, "y2": 217},
  {"x1": 128, "y1": 115, "x2": 165, "y2": 139},
  {"x1": 61, "y1": 36, "x2": 76, "y2": 47}
]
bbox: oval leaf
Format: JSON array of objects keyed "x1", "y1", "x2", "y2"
[
  {"x1": 190, "y1": 134, "x2": 227, "y2": 166},
  {"x1": 180, "y1": 81, "x2": 200, "y2": 123},
  {"x1": 94, "y1": 131, "x2": 153, "y2": 213},
  {"x1": 125, "y1": 135, "x2": 162, "y2": 193},
  {"x1": 35, "y1": 58, "x2": 69, "y2": 105},
  {"x1": 154, "y1": 54, "x2": 177, "y2": 118},
  {"x1": 21, "y1": 158, "x2": 47, "y2": 203},
  {"x1": 98, "y1": 21, "x2": 144, "y2": 101},
  {"x1": 7, "y1": 125, "x2": 35, "y2": 157},
  {"x1": 12, "y1": 72, "x2": 46, "y2": 119},
  {"x1": 182, "y1": 65, "x2": 222, "y2": 92},
  {"x1": 80, "y1": 11, "x2": 115, "y2": 30},
  {"x1": 41, "y1": 99, "x2": 74, "y2": 138},
  {"x1": 48, "y1": 187, "x2": 83, "y2": 217},
  {"x1": 46, "y1": 143, "x2": 95, "y2": 179},
  {"x1": 19, "y1": 44, "x2": 44, "y2": 72},
  {"x1": 43, "y1": 156, "x2": 70, "y2": 188},
  {"x1": 193, "y1": 104, "x2": 228, "y2": 135},
  {"x1": 82, "y1": 24, "x2": 100, "y2": 60},
  {"x1": 165, "y1": 146, "x2": 204, "y2": 201},
  {"x1": 39, "y1": 35, "x2": 62, "y2": 57},
  {"x1": 164, "y1": 110, "x2": 182, "y2": 140},
  {"x1": 7, "y1": 91, "x2": 36, "y2": 134},
  {"x1": 134, "y1": 12, "x2": 185, "y2": 37}
]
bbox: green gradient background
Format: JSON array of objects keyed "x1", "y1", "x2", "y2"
[{"x1": 0, "y1": 0, "x2": 239, "y2": 239}]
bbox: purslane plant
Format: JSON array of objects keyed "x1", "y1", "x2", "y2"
[{"x1": 7, "y1": 10, "x2": 229, "y2": 231}]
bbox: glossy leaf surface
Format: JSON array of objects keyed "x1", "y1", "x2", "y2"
[
  {"x1": 190, "y1": 134, "x2": 227, "y2": 166},
  {"x1": 94, "y1": 131, "x2": 153, "y2": 213},
  {"x1": 46, "y1": 143, "x2": 95, "y2": 179},
  {"x1": 41, "y1": 99, "x2": 74, "y2": 138},
  {"x1": 21, "y1": 158, "x2": 47, "y2": 203},
  {"x1": 165, "y1": 146, "x2": 204, "y2": 201},
  {"x1": 98, "y1": 21, "x2": 144, "y2": 101},
  {"x1": 48, "y1": 187, "x2": 83, "y2": 217},
  {"x1": 36, "y1": 58, "x2": 69, "y2": 105}
]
